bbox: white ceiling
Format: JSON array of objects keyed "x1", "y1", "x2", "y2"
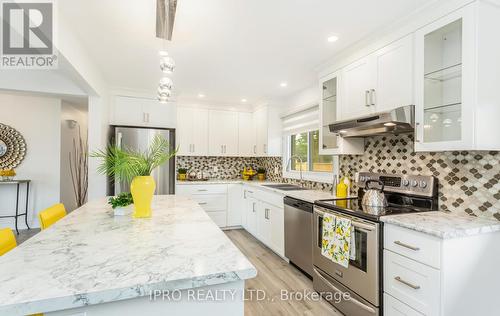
[{"x1": 60, "y1": 0, "x2": 434, "y2": 106}]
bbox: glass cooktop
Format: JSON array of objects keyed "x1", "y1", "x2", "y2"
[{"x1": 315, "y1": 198, "x2": 434, "y2": 221}]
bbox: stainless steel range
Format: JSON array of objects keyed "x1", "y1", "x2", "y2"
[{"x1": 312, "y1": 172, "x2": 438, "y2": 316}]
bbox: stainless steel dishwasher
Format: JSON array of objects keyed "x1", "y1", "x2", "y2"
[{"x1": 284, "y1": 196, "x2": 313, "y2": 277}]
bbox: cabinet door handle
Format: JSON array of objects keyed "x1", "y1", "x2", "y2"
[
  {"x1": 394, "y1": 240, "x2": 420, "y2": 251},
  {"x1": 365, "y1": 90, "x2": 370, "y2": 107},
  {"x1": 197, "y1": 189, "x2": 208, "y2": 192},
  {"x1": 265, "y1": 208, "x2": 270, "y2": 219},
  {"x1": 224, "y1": 145, "x2": 226, "y2": 154},
  {"x1": 198, "y1": 202, "x2": 208, "y2": 205},
  {"x1": 370, "y1": 89, "x2": 376, "y2": 106},
  {"x1": 394, "y1": 276, "x2": 420, "y2": 290},
  {"x1": 253, "y1": 145, "x2": 256, "y2": 154},
  {"x1": 263, "y1": 144, "x2": 267, "y2": 154},
  {"x1": 252, "y1": 202, "x2": 256, "y2": 212},
  {"x1": 146, "y1": 113, "x2": 150, "y2": 122},
  {"x1": 193, "y1": 144, "x2": 195, "y2": 152}
]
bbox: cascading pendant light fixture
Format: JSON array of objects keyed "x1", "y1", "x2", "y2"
[
  {"x1": 158, "y1": 76, "x2": 173, "y2": 103},
  {"x1": 156, "y1": 0, "x2": 178, "y2": 103},
  {"x1": 157, "y1": 50, "x2": 175, "y2": 103}
]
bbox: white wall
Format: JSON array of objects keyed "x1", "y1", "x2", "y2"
[
  {"x1": 60, "y1": 101, "x2": 88, "y2": 212},
  {"x1": 0, "y1": 93, "x2": 61, "y2": 229}
]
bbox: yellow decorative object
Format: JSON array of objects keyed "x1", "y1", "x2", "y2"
[
  {"x1": 257, "y1": 173, "x2": 266, "y2": 181},
  {"x1": 242, "y1": 167, "x2": 257, "y2": 181},
  {"x1": 178, "y1": 173, "x2": 187, "y2": 181},
  {"x1": 130, "y1": 176, "x2": 156, "y2": 218},
  {"x1": 0, "y1": 169, "x2": 16, "y2": 180},
  {"x1": 39, "y1": 203, "x2": 67, "y2": 230},
  {"x1": 336, "y1": 177, "x2": 348, "y2": 198},
  {"x1": 0, "y1": 228, "x2": 17, "y2": 256}
]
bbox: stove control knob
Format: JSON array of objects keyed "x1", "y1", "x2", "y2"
[
  {"x1": 402, "y1": 179, "x2": 410, "y2": 187},
  {"x1": 419, "y1": 181, "x2": 427, "y2": 188},
  {"x1": 411, "y1": 180, "x2": 418, "y2": 187}
]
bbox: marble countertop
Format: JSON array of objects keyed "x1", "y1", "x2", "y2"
[
  {"x1": 0, "y1": 196, "x2": 256, "y2": 316},
  {"x1": 176, "y1": 179, "x2": 350, "y2": 203},
  {"x1": 381, "y1": 211, "x2": 500, "y2": 239}
]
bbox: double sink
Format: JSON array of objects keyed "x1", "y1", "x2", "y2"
[{"x1": 262, "y1": 184, "x2": 309, "y2": 191}]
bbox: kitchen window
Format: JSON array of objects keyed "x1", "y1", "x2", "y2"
[
  {"x1": 290, "y1": 130, "x2": 333, "y2": 172},
  {"x1": 282, "y1": 105, "x2": 338, "y2": 183}
]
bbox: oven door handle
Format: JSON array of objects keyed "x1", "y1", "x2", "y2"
[
  {"x1": 314, "y1": 208, "x2": 375, "y2": 231},
  {"x1": 314, "y1": 268, "x2": 377, "y2": 314}
]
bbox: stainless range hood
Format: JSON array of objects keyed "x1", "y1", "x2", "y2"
[{"x1": 329, "y1": 105, "x2": 415, "y2": 137}]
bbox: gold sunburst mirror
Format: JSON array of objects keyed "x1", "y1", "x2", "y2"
[{"x1": 0, "y1": 123, "x2": 27, "y2": 169}]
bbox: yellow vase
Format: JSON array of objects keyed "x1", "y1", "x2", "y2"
[{"x1": 130, "y1": 176, "x2": 156, "y2": 218}]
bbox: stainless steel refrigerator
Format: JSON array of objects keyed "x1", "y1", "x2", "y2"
[{"x1": 111, "y1": 126, "x2": 175, "y2": 195}]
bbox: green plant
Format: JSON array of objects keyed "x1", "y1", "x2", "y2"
[
  {"x1": 257, "y1": 167, "x2": 266, "y2": 174},
  {"x1": 91, "y1": 135, "x2": 177, "y2": 183},
  {"x1": 108, "y1": 192, "x2": 134, "y2": 209},
  {"x1": 178, "y1": 168, "x2": 188, "y2": 174}
]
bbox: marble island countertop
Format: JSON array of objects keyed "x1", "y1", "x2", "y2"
[
  {"x1": 381, "y1": 211, "x2": 500, "y2": 239},
  {"x1": 0, "y1": 196, "x2": 256, "y2": 316},
  {"x1": 176, "y1": 179, "x2": 352, "y2": 203}
]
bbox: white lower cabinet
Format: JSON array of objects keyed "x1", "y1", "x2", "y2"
[
  {"x1": 383, "y1": 223, "x2": 500, "y2": 316},
  {"x1": 176, "y1": 184, "x2": 230, "y2": 228},
  {"x1": 242, "y1": 186, "x2": 285, "y2": 257},
  {"x1": 384, "y1": 293, "x2": 423, "y2": 316}
]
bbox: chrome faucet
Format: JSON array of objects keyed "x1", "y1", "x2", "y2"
[{"x1": 286, "y1": 155, "x2": 304, "y2": 187}]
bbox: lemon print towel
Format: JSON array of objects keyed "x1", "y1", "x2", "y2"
[
  {"x1": 332, "y1": 216, "x2": 352, "y2": 268},
  {"x1": 321, "y1": 213, "x2": 336, "y2": 260}
]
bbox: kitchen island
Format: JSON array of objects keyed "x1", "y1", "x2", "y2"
[{"x1": 0, "y1": 196, "x2": 257, "y2": 316}]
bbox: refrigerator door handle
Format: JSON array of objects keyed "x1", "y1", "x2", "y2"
[{"x1": 117, "y1": 132, "x2": 123, "y2": 149}]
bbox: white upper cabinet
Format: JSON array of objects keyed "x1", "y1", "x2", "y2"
[
  {"x1": 373, "y1": 34, "x2": 414, "y2": 112},
  {"x1": 238, "y1": 112, "x2": 256, "y2": 156},
  {"x1": 176, "y1": 107, "x2": 209, "y2": 156},
  {"x1": 341, "y1": 56, "x2": 376, "y2": 120},
  {"x1": 111, "y1": 96, "x2": 177, "y2": 128},
  {"x1": 254, "y1": 106, "x2": 282, "y2": 157},
  {"x1": 339, "y1": 35, "x2": 414, "y2": 120},
  {"x1": 414, "y1": 1, "x2": 500, "y2": 152},
  {"x1": 208, "y1": 110, "x2": 239, "y2": 156},
  {"x1": 319, "y1": 71, "x2": 364, "y2": 155}
]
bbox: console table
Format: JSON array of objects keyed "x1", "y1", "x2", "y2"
[{"x1": 0, "y1": 180, "x2": 31, "y2": 234}]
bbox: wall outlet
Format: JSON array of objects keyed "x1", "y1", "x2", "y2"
[
  {"x1": 213, "y1": 166, "x2": 218, "y2": 172},
  {"x1": 274, "y1": 166, "x2": 279, "y2": 174}
]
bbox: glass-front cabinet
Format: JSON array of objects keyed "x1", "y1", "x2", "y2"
[
  {"x1": 319, "y1": 72, "x2": 364, "y2": 155},
  {"x1": 414, "y1": 6, "x2": 474, "y2": 151}
]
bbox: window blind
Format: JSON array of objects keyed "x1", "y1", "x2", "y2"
[{"x1": 281, "y1": 105, "x2": 319, "y2": 136}]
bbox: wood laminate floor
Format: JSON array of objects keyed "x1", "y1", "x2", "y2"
[{"x1": 225, "y1": 229, "x2": 342, "y2": 316}]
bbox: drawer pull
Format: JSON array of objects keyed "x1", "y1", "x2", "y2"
[
  {"x1": 395, "y1": 276, "x2": 420, "y2": 290},
  {"x1": 394, "y1": 240, "x2": 420, "y2": 251},
  {"x1": 197, "y1": 189, "x2": 208, "y2": 192},
  {"x1": 198, "y1": 202, "x2": 208, "y2": 205}
]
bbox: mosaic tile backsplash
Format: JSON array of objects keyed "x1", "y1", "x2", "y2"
[{"x1": 176, "y1": 134, "x2": 500, "y2": 221}]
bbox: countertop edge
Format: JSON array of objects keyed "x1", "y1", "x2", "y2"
[
  {"x1": 381, "y1": 214, "x2": 500, "y2": 239},
  {"x1": 2, "y1": 268, "x2": 257, "y2": 316}
]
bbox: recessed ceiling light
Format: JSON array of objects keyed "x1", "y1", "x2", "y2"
[
  {"x1": 241, "y1": 98, "x2": 247, "y2": 103},
  {"x1": 198, "y1": 93, "x2": 205, "y2": 98},
  {"x1": 327, "y1": 35, "x2": 339, "y2": 43},
  {"x1": 280, "y1": 82, "x2": 288, "y2": 87}
]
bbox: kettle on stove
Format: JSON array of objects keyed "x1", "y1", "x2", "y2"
[{"x1": 362, "y1": 180, "x2": 388, "y2": 207}]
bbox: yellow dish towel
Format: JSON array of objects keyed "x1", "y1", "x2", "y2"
[
  {"x1": 332, "y1": 216, "x2": 352, "y2": 268},
  {"x1": 321, "y1": 213, "x2": 336, "y2": 260}
]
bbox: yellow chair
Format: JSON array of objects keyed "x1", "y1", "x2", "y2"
[
  {"x1": 38, "y1": 203, "x2": 67, "y2": 230},
  {"x1": 0, "y1": 228, "x2": 17, "y2": 256}
]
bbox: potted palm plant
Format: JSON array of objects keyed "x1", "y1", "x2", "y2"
[{"x1": 92, "y1": 135, "x2": 176, "y2": 218}]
